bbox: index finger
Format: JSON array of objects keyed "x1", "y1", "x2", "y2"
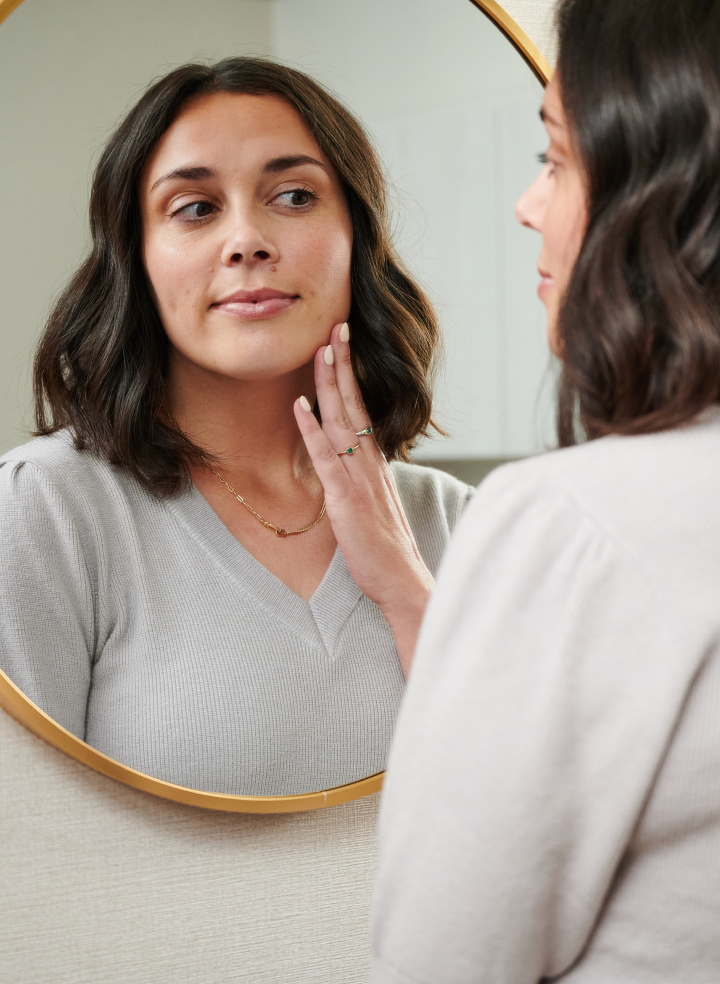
[{"x1": 293, "y1": 395, "x2": 355, "y2": 501}]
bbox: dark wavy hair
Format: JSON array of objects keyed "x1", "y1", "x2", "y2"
[
  {"x1": 555, "y1": 0, "x2": 720, "y2": 445},
  {"x1": 34, "y1": 57, "x2": 441, "y2": 495}
]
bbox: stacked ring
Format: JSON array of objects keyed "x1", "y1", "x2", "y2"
[
  {"x1": 337, "y1": 444, "x2": 361, "y2": 456},
  {"x1": 356, "y1": 426, "x2": 373, "y2": 436}
]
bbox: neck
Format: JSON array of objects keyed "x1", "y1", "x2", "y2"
[{"x1": 168, "y1": 356, "x2": 316, "y2": 485}]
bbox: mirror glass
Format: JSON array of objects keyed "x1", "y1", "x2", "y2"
[{"x1": 0, "y1": 0, "x2": 548, "y2": 798}]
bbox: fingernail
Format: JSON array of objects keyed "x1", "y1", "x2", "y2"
[
  {"x1": 324, "y1": 344, "x2": 334, "y2": 366},
  {"x1": 299, "y1": 395, "x2": 312, "y2": 412},
  {"x1": 339, "y1": 322, "x2": 350, "y2": 343}
]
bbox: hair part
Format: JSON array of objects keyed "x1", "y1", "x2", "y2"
[
  {"x1": 555, "y1": 0, "x2": 720, "y2": 445},
  {"x1": 34, "y1": 57, "x2": 442, "y2": 495}
]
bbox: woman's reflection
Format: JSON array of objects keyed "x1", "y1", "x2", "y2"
[{"x1": 0, "y1": 57, "x2": 472, "y2": 797}]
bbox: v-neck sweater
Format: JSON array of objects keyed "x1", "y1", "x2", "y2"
[{"x1": 0, "y1": 431, "x2": 472, "y2": 796}]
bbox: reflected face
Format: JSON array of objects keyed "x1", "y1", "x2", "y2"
[
  {"x1": 140, "y1": 92, "x2": 353, "y2": 383},
  {"x1": 515, "y1": 76, "x2": 587, "y2": 355}
]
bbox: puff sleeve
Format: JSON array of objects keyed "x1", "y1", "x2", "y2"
[{"x1": 0, "y1": 459, "x2": 94, "y2": 739}]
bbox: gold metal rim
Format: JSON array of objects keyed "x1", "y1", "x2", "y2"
[
  {"x1": 0, "y1": 0, "x2": 23, "y2": 25},
  {"x1": 0, "y1": 0, "x2": 546, "y2": 812},
  {"x1": 0, "y1": 668, "x2": 384, "y2": 812},
  {"x1": 467, "y1": 0, "x2": 552, "y2": 84}
]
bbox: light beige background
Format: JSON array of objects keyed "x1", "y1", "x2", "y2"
[
  {"x1": 0, "y1": 0, "x2": 551, "y2": 467},
  {"x1": 0, "y1": 2, "x2": 556, "y2": 982}
]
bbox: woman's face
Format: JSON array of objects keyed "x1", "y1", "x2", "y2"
[
  {"x1": 515, "y1": 76, "x2": 587, "y2": 355},
  {"x1": 140, "y1": 92, "x2": 353, "y2": 384}
]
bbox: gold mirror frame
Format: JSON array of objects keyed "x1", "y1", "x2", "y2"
[
  {"x1": 468, "y1": 0, "x2": 551, "y2": 83},
  {"x1": 0, "y1": 0, "x2": 550, "y2": 813}
]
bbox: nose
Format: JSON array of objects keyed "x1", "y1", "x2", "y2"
[
  {"x1": 220, "y1": 206, "x2": 279, "y2": 268},
  {"x1": 515, "y1": 165, "x2": 552, "y2": 232}
]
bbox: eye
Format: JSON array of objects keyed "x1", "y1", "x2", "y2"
[
  {"x1": 273, "y1": 188, "x2": 318, "y2": 209},
  {"x1": 537, "y1": 151, "x2": 557, "y2": 175},
  {"x1": 172, "y1": 200, "x2": 216, "y2": 221}
]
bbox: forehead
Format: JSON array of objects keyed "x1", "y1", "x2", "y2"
[{"x1": 144, "y1": 91, "x2": 328, "y2": 180}]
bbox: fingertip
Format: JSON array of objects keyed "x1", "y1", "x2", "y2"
[
  {"x1": 323, "y1": 344, "x2": 335, "y2": 366},
  {"x1": 299, "y1": 394, "x2": 312, "y2": 413},
  {"x1": 339, "y1": 322, "x2": 350, "y2": 343}
]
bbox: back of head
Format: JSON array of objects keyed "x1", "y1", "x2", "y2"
[{"x1": 555, "y1": 0, "x2": 720, "y2": 443}]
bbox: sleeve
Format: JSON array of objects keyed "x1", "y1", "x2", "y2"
[
  {"x1": 370, "y1": 464, "x2": 695, "y2": 984},
  {"x1": 392, "y1": 463, "x2": 475, "y2": 576},
  {"x1": 0, "y1": 459, "x2": 95, "y2": 740}
]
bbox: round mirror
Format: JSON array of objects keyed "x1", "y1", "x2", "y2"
[{"x1": 0, "y1": 0, "x2": 549, "y2": 811}]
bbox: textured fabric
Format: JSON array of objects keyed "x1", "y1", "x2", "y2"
[
  {"x1": 0, "y1": 432, "x2": 472, "y2": 797},
  {"x1": 0, "y1": 708, "x2": 380, "y2": 984},
  {"x1": 372, "y1": 408, "x2": 720, "y2": 984},
  {"x1": 502, "y1": 0, "x2": 558, "y2": 66}
]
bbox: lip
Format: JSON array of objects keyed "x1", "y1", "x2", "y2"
[
  {"x1": 537, "y1": 268, "x2": 555, "y2": 299},
  {"x1": 211, "y1": 288, "x2": 300, "y2": 320}
]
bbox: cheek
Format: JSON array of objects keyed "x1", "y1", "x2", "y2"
[
  {"x1": 563, "y1": 178, "x2": 588, "y2": 266},
  {"x1": 291, "y1": 222, "x2": 353, "y2": 304},
  {"x1": 143, "y1": 234, "x2": 210, "y2": 319},
  {"x1": 567, "y1": 206, "x2": 587, "y2": 271},
  {"x1": 547, "y1": 195, "x2": 586, "y2": 289},
  {"x1": 143, "y1": 240, "x2": 178, "y2": 313}
]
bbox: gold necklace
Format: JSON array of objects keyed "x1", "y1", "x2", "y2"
[{"x1": 212, "y1": 470, "x2": 326, "y2": 538}]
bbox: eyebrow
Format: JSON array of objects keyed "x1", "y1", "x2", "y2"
[
  {"x1": 150, "y1": 165, "x2": 219, "y2": 192},
  {"x1": 262, "y1": 155, "x2": 327, "y2": 174},
  {"x1": 150, "y1": 155, "x2": 327, "y2": 193}
]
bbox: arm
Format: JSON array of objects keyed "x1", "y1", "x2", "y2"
[
  {"x1": 370, "y1": 465, "x2": 696, "y2": 983},
  {"x1": 0, "y1": 459, "x2": 94, "y2": 739}
]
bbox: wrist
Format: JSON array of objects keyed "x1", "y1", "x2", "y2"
[{"x1": 381, "y1": 573, "x2": 433, "y2": 679}]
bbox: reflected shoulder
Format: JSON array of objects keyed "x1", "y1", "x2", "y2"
[
  {"x1": 390, "y1": 460, "x2": 474, "y2": 508},
  {"x1": 389, "y1": 461, "x2": 474, "y2": 575},
  {"x1": 0, "y1": 428, "x2": 148, "y2": 514}
]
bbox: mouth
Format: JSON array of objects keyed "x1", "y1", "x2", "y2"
[
  {"x1": 211, "y1": 288, "x2": 300, "y2": 320},
  {"x1": 537, "y1": 267, "x2": 555, "y2": 299}
]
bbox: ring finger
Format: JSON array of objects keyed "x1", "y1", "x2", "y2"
[
  {"x1": 314, "y1": 339, "x2": 368, "y2": 464},
  {"x1": 325, "y1": 322, "x2": 382, "y2": 460}
]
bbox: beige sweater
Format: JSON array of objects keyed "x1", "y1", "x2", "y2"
[{"x1": 372, "y1": 409, "x2": 720, "y2": 983}]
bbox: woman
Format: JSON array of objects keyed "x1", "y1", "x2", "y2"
[
  {"x1": 371, "y1": 0, "x2": 720, "y2": 980},
  {"x1": 0, "y1": 57, "x2": 472, "y2": 797}
]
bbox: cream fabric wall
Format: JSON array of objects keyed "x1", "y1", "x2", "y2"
[
  {"x1": 503, "y1": 0, "x2": 559, "y2": 65},
  {"x1": 0, "y1": 710, "x2": 380, "y2": 983},
  {"x1": 0, "y1": 3, "x2": 557, "y2": 982}
]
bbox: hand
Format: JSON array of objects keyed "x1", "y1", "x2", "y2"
[{"x1": 293, "y1": 322, "x2": 433, "y2": 678}]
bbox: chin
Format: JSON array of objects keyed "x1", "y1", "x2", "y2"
[
  {"x1": 213, "y1": 354, "x2": 317, "y2": 382},
  {"x1": 545, "y1": 319, "x2": 561, "y2": 358}
]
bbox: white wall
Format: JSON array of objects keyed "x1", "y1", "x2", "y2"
[
  {"x1": 0, "y1": 0, "x2": 273, "y2": 453},
  {"x1": 0, "y1": 0, "x2": 554, "y2": 459},
  {"x1": 272, "y1": 0, "x2": 554, "y2": 459}
]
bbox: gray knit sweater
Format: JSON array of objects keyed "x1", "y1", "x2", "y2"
[{"x1": 0, "y1": 432, "x2": 472, "y2": 796}]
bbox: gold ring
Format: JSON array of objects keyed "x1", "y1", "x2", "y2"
[
  {"x1": 337, "y1": 444, "x2": 361, "y2": 456},
  {"x1": 355, "y1": 426, "x2": 372, "y2": 436}
]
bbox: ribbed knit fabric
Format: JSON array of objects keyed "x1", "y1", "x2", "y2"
[
  {"x1": 371, "y1": 408, "x2": 720, "y2": 983},
  {"x1": 0, "y1": 431, "x2": 472, "y2": 797}
]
